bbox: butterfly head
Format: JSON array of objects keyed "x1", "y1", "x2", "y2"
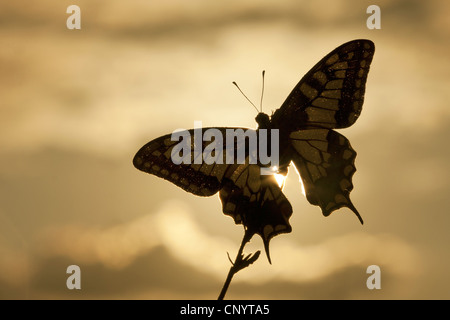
[{"x1": 255, "y1": 112, "x2": 271, "y2": 129}]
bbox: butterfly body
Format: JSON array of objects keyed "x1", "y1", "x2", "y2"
[{"x1": 134, "y1": 39, "x2": 375, "y2": 261}]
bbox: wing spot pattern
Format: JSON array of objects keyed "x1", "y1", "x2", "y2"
[
  {"x1": 329, "y1": 61, "x2": 348, "y2": 70},
  {"x1": 163, "y1": 147, "x2": 172, "y2": 159},
  {"x1": 318, "y1": 166, "x2": 327, "y2": 177},
  {"x1": 163, "y1": 138, "x2": 173, "y2": 147},
  {"x1": 309, "y1": 140, "x2": 328, "y2": 151},
  {"x1": 236, "y1": 168, "x2": 249, "y2": 188},
  {"x1": 313, "y1": 71, "x2": 328, "y2": 85},
  {"x1": 334, "y1": 70, "x2": 346, "y2": 78},
  {"x1": 292, "y1": 140, "x2": 322, "y2": 164},
  {"x1": 312, "y1": 97, "x2": 339, "y2": 110},
  {"x1": 342, "y1": 149, "x2": 353, "y2": 160},
  {"x1": 247, "y1": 165, "x2": 262, "y2": 193},
  {"x1": 357, "y1": 69, "x2": 365, "y2": 78},
  {"x1": 321, "y1": 90, "x2": 341, "y2": 99},
  {"x1": 225, "y1": 202, "x2": 236, "y2": 213},
  {"x1": 300, "y1": 83, "x2": 319, "y2": 99},
  {"x1": 306, "y1": 108, "x2": 336, "y2": 125},
  {"x1": 306, "y1": 162, "x2": 321, "y2": 181},
  {"x1": 340, "y1": 179, "x2": 352, "y2": 191},
  {"x1": 325, "y1": 53, "x2": 339, "y2": 65},
  {"x1": 344, "y1": 165, "x2": 354, "y2": 176},
  {"x1": 325, "y1": 79, "x2": 344, "y2": 90},
  {"x1": 200, "y1": 163, "x2": 214, "y2": 175},
  {"x1": 135, "y1": 157, "x2": 143, "y2": 166}
]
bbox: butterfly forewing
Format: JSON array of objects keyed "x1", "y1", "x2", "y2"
[
  {"x1": 133, "y1": 128, "x2": 233, "y2": 196},
  {"x1": 271, "y1": 39, "x2": 374, "y2": 130}
]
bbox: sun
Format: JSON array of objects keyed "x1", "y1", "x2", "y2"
[
  {"x1": 274, "y1": 173, "x2": 287, "y2": 189},
  {"x1": 268, "y1": 166, "x2": 287, "y2": 189}
]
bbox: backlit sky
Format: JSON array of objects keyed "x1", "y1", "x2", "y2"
[{"x1": 1, "y1": 0, "x2": 449, "y2": 299}]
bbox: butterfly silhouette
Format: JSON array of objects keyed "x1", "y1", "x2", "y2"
[{"x1": 133, "y1": 39, "x2": 375, "y2": 262}]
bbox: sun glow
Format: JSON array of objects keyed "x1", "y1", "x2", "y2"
[
  {"x1": 267, "y1": 166, "x2": 287, "y2": 189},
  {"x1": 274, "y1": 173, "x2": 286, "y2": 188},
  {"x1": 291, "y1": 163, "x2": 306, "y2": 196},
  {"x1": 268, "y1": 165, "x2": 286, "y2": 189}
]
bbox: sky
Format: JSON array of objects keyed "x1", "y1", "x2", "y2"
[{"x1": 1, "y1": 0, "x2": 449, "y2": 299}]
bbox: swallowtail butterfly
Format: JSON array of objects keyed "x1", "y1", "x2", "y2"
[{"x1": 133, "y1": 39, "x2": 375, "y2": 262}]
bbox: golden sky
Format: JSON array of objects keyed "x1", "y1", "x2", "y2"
[{"x1": 1, "y1": 0, "x2": 449, "y2": 299}]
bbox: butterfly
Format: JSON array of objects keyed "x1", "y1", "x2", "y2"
[{"x1": 133, "y1": 39, "x2": 375, "y2": 262}]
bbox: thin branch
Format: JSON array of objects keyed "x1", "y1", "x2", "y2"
[{"x1": 217, "y1": 230, "x2": 260, "y2": 300}]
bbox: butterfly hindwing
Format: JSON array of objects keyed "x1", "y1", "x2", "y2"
[
  {"x1": 289, "y1": 128, "x2": 363, "y2": 223},
  {"x1": 271, "y1": 39, "x2": 374, "y2": 130},
  {"x1": 219, "y1": 166, "x2": 293, "y2": 262}
]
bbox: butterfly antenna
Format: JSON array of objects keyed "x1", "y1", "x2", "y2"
[
  {"x1": 232, "y1": 81, "x2": 259, "y2": 114},
  {"x1": 260, "y1": 70, "x2": 265, "y2": 113}
]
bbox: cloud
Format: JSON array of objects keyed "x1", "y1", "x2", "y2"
[
  {"x1": 157, "y1": 208, "x2": 421, "y2": 284},
  {"x1": 0, "y1": 243, "x2": 33, "y2": 288},
  {"x1": 35, "y1": 200, "x2": 420, "y2": 286},
  {"x1": 0, "y1": 0, "x2": 446, "y2": 299},
  {"x1": 37, "y1": 208, "x2": 161, "y2": 270}
]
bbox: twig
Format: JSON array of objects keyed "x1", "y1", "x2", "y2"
[{"x1": 217, "y1": 229, "x2": 260, "y2": 300}]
